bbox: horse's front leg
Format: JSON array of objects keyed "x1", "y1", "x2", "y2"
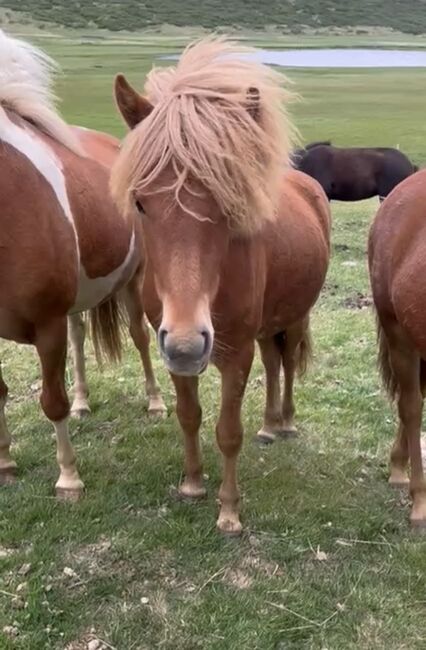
[
  {"x1": 216, "y1": 341, "x2": 254, "y2": 535},
  {"x1": 171, "y1": 374, "x2": 205, "y2": 498}
]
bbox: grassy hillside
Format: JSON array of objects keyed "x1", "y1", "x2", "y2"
[{"x1": 2, "y1": 0, "x2": 426, "y2": 34}]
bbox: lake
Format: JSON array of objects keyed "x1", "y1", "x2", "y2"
[
  {"x1": 163, "y1": 49, "x2": 426, "y2": 68},
  {"x1": 240, "y1": 49, "x2": 426, "y2": 68}
]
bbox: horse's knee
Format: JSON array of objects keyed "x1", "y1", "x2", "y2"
[{"x1": 40, "y1": 385, "x2": 69, "y2": 422}]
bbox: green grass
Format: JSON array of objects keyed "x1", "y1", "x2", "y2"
[{"x1": 2, "y1": 35, "x2": 426, "y2": 649}]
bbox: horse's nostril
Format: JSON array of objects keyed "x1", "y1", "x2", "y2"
[
  {"x1": 201, "y1": 329, "x2": 211, "y2": 355},
  {"x1": 158, "y1": 328, "x2": 168, "y2": 352}
]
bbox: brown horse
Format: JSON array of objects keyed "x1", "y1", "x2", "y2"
[
  {"x1": 369, "y1": 169, "x2": 426, "y2": 528},
  {"x1": 0, "y1": 31, "x2": 162, "y2": 497},
  {"x1": 67, "y1": 125, "x2": 165, "y2": 418},
  {"x1": 293, "y1": 141, "x2": 417, "y2": 202},
  {"x1": 111, "y1": 38, "x2": 331, "y2": 534}
]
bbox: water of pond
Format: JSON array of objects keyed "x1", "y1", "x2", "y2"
[
  {"x1": 163, "y1": 49, "x2": 426, "y2": 68},
  {"x1": 238, "y1": 48, "x2": 426, "y2": 68}
]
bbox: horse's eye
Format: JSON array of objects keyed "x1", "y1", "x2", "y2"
[{"x1": 135, "y1": 199, "x2": 145, "y2": 215}]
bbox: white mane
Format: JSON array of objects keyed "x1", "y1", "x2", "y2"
[{"x1": 0, "y1": 30, "x2": 82, "y2": 154}]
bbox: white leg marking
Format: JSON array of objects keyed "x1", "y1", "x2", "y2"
[
  {"x1": 68, "y1": 314, "x2": 91, "y2": 417},
  {"x1": 53, "y1": 417, "x2": 84, "y2": 494}
]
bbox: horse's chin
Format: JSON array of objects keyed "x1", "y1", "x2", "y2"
[{"x1": 164, "y1": 358, "x2": 209, "y2": 377}]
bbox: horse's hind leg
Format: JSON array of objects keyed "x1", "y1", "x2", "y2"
[
  {"x1": 35, "y1": 318, "x2": 84, "y2": 500},
  {"x1": 281, "y1": 318, "x2": 311, "y2": 438},
  {"x1": 122, "y1": 272, "x2": 166, "y2": 416},
  {"x1": 387, "y1": 328, "x2": 426, "y2": 527},
  {"x1": 0, "y1": 364, "x2": 17, "y2": 484},
  {"x1": 256, "y1": 337, "x2": 283, "y2": 444},
  {"x1": 389, "y1": 421, "x2": 409, "y2": 487},
  {"x1": 68, "y1": 313, "x2": 91, "y2": 418}
]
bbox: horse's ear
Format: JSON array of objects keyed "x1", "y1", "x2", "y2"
[
  {"x1": 246, "y1": 86, "x2": 260, "y2": 122},
  {"x1": 114, "y1": 74, "x2": 153, "y2": 129}
]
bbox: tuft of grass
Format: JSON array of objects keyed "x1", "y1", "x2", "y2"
[{"x1": 1, "y1": 36, "x2": 426, "y2": 650}]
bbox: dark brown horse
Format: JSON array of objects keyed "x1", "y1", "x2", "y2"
[
  {"x1": 293, "y1": 141, "x2": 418, "y2": 202},
  {"x1": 111, "y1": 38, "x2": 331, "y2": 535},
  {"x1": 369, "y1": 169, "x2": 426, "y2": 528}
]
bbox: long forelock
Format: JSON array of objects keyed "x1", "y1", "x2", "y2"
[
  {"x1": 112, "y1": 38, "x2": 298, "y2": 234},
  {"x1": 0, "y1": 30, "x2": 82, "y2": 155}
]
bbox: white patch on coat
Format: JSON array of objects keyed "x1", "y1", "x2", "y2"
[
  {"x1": 0, "y1": 106, "x2": 79, "y2": 247},
  {"x1": 0, "y1": 108, "x2": 136, "y2": 312},
  {"x1": 71, "y1": 230, "x2": 136, "y2": 313}
]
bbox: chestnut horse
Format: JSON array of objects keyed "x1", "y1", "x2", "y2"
[
  {"x1": 369, "y1": 169, "x2": 426, "y2": 528},
  {"x1": 111, "y1": 39, "x2": 331, "y2": 534},
  {"x1": 67, "y1": 125, "x2": 165, "y2": 418},
  {"x1": 0, "y1": 31, "x2": 162, "y2": 497}
]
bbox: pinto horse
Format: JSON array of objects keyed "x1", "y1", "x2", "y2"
[
  {"x1": 369, "y1": 169, "x2": 426, "y2": 528},
  {"x1": 111, "y1": 38, "x2": 331, "y2": 534},
  {"x1": 0, "y1": 31, "x2": 163, "y2": 497},
  {"x1": 67, "y1": 125, "x2": 165, "y2": 418},
  {"x1": 293, "y1": 141, "x2": 417, "y2": 202}
]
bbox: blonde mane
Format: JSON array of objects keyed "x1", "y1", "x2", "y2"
[
  {"x1": 0, "y1": 30, "x2": 82, "y2": 154},
  {"x1": 113, "y1": 37, "x2": 298, "y2": 234}
]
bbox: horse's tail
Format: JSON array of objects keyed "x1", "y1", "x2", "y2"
[
  {"x1": 376, "y1": 316, "x2": 397, "y2": 401},
  {"x1": 296, "y1": 325, "x2": 313, "y2": 376},
  {"x1": 89, "y1": 295, "x2": 125, "y2": 364}
]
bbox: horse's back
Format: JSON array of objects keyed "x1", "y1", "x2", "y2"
[
  {"x1": 71, "y1": 126, "x2": 120, "y2": 168},
  {"x1": 369, "y1": 169, "x2": 426, "y2": 352}
]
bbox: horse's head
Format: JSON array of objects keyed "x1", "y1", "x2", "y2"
[{"x1": 111, "y1": 39, "x2": 295, "y2": 376}]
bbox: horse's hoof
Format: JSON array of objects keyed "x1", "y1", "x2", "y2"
[
  {"x1": 55, "y1": 486, "x2": 84, "y2": 502},
  {"x1": 388, "y1": 476, "x2": 410, "y2": 489},
  {"x1": 0, "y1": 466, "x2": 17, "y2": 486},
  {"x1": 71, "y1": 408, "x2": 91, "y2": 420},
  {"x1": 255, "y1": 429, "x2": 276, "y2": 445},
  {"x1": 216, "y1": 517, "x2": 243, "y2": 537},
  {"x1": 171, "y1": 482, "x2": 207, "y2": 502},
  {"x1": 147, "y1": 396, "x2": 167, "y2": 418},
  {"x1": 410, "y1": 518, "x2": 426, "y2": 533},
  {"x1": 147, "y1": 406, "x2": 168, "y2": 419}
]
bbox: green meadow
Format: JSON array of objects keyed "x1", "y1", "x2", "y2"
[{"x1": 1, "y1": 33, "x2": 426, "y2": 649}]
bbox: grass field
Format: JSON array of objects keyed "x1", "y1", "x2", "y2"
[{"x1": 1, "y1": 34, "x2": 426, "y2": 650}]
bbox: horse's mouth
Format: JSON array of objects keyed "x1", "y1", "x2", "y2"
[{"x1": 163, "y1": 356, "x2": 209, "y2": 377}]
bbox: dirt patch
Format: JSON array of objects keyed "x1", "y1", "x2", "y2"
[
  {"x1": 222, "y1": 551, "x2": 284, "y2": 591},
  {"x1": 64, "y1": 631, "x2": 109, "y2": 650},
  {"x1": 334, "y1": 243, "x2": 351, "y2": 253},
  {"x1": 342, "y1": 292, "x2": 373, "y2": 310},
  {"x1": 323, "y1": 281, "x2": 339, "y2": 297}
]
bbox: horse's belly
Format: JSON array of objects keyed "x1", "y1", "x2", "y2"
[
  {"x1": 70, "y1": 231, "x2": 137, "y2": 313},
  {"x1": 0, "y1": 309, "x2": 33, "y2": 344}
]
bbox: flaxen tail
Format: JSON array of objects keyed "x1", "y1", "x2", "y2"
[
  {"x1": 377, "y1": 314, "x2": 426, "y2": 400},
  {"x1": 89, "y1": 296, "x2": 125, "y2": 364},
  {"x1": 376, "y1": 316, "x2": 398, "y2": 401},
  {"x1": 295, "y1": 326, "x2": 313, "y2": 376}
]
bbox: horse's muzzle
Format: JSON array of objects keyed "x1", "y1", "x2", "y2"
[{"x1": 158, "y1": 327, "x2": 212, "y2": 376}]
